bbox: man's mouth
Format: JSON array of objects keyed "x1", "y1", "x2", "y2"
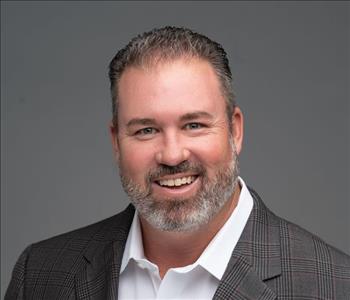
[{"x1": 155, "y1": 175, "x2": 198, "y2": 188}]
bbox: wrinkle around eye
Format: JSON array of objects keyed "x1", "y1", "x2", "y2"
[
  {"x1": 185, "y1": 122, "x2": 204, "y2": 130},
  {"x1": 137, "y1": 127, "x2": 156, "y2": 134},
  {"x1": 133, "y1": 127, "x2": 159, "y2": 139},
  {"x1": 184, "y1": 122, "x2": 204, "y2": 130}
]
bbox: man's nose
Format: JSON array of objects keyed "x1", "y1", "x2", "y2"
[{"x1": 155, "y1": 134, "x2": 190, "y2": 166}]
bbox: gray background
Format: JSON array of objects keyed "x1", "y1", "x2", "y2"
[{"x1": 1, "y1": 1, "x2": 349, "y2": 296}]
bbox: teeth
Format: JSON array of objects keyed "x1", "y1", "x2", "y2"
[
  {"x1": 175, "y1": 178, "x2": 182, "y2": 186},
  {"x1": 159, "y1": 176, "x2": 196, "y2": 187}
]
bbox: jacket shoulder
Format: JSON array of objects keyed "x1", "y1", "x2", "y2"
[
  {"x1": 249, "y1": 187, "x2": 350, "y2": 263},
  {"x1": 30, "y1": 204, "x2": 133, "y2": 253},
  {"x1": 248, "y1": 187, "x2": 350, "y2": 299},
  {"x1": 5, "y1": 205, "x2": 134, "y2": 299},
  {"x1": 29, "y1": 204, "x2": 134, "y2": 268},
  {"x1": 279, "y1": 215, "x2": 350, "y2": 268},
  {"x1": 274, "y1": 209, "x2": 350, "y2": 299}
]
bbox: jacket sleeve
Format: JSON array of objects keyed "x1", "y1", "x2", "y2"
[{"x1": 5, "y1": 245, "x2": 32, "y2": 300}]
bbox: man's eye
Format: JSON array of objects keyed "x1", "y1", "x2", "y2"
[
  {"x1": 135, "y1": 127, "x2": 156, "y2": 135},
  {"x1": 184, "y1": 123, "x2": 203, "y2": 130}
]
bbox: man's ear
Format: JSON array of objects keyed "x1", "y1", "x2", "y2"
[
  {"x1": 109, "y1": 121, "x2": 119, "y2": 160},
  {"x1": 231, "y1": 106, "x2": 244, "y2": 155}
]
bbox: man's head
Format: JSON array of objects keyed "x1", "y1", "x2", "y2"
[
  {"x1": 108, "y1": 27, "x2": 243, "y2": 232},
  {"x1": 109, "y1": 26, "x2": 236, "y2": 128}
]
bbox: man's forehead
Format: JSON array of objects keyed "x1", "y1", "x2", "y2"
[
  {"x1": 119, "y1": 60, "x2": 222, "y2": 100},
  {"x1": 116, "y1": 57, "x2": 227, "y2": 127}
]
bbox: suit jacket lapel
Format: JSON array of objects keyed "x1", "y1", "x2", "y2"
[
  {"x1": 75, "y1": 205, "x2": 135, "y2": 300},
  {"x1": 214, "y1": 188, "x2": 281, "y2": 300}
]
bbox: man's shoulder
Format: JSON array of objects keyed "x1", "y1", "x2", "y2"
[
  {"x1": 234, "y1": 187, "x2": 350, "y2": 300},
  {"x1": 5, "y1": 206, "x2": 135, "y2": 299},
  {"x1": 35, "y1": 204, "x2": 133, "y2": 248},
  {"x1": 277, "y1": 215, "x2": 350, "y2": 298},
  {"x1": 26, "y1": 204, "x2": 135, "y2": 273},
  {"x1": 279, "y1": 212, "x2": 350, "y2": 266},
  {"x1": 248, "y1": 187, "x2": 350, "y2": 271}
]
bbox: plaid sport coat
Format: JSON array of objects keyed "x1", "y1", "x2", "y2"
[{"x1": 5, "y1": 188, "x2": 350, "y2": 299}]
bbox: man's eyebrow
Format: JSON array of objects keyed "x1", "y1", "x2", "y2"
[
  {"x1": 126, "y1": 112, "x2": 213, "y2": 127},
  {"x1": 126, "y1": 118, "x2": 157, "y2": 127},
  {"x1": 180, "y1": 111, "x2": 214, "y2": 122}
]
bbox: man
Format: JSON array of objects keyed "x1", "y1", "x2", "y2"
[{"x1": 6, "y1": 26, "x2": 350, "y2": 299}]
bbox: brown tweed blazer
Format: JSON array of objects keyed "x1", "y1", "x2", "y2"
[{"x1": 5, "y1": 188, "x2": 350, "y2": 299}]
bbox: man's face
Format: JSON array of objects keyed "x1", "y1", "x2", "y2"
[{"x1": 111, "y1": 58, "x2": 243, "y2": 232}]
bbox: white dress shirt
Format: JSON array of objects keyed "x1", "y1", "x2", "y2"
[{"x1": 118, "y1": 177, "x2": 253, "y2": 299}]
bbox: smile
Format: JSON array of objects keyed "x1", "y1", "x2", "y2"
[
  {"x1": 157, "y1": 176, "x2": 197, "y2": 188},
  {"x1": 152, "y1": 174, "x2": 200, "y2": 197}
]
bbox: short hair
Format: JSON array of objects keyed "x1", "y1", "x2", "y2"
[{"x1": 108, "y1": 26, "x2": 236, "y2": 126}]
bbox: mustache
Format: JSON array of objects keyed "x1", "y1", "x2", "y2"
[{"x1": 147, "y1": 161, "x2": 206, "y2": 182}]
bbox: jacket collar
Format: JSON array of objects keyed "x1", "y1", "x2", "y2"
[
  {"x1": 75, "y1": 204, "x2": 135, "y2": 300},
  {"x1": 213, "y1": 188, "x2": 281, "y2": 299}
]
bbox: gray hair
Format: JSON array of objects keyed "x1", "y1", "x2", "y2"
[{"x1": 108, "y1": 26, "x2": 236, "y2": 126}]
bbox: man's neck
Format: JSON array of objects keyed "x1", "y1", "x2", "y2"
[{"x1": 139, "y1": 185, "x2": 241, "y2": 279}]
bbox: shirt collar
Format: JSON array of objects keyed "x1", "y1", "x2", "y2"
[
  {"x1": 120, "y1": 209, "x2": 145, "y2": 273},
  {"x1": 198, "y1": 177, "x2": 253, "y2": 279},
  {"x1": 120, "y1": 176, "x2": 254, "y2": 280}
]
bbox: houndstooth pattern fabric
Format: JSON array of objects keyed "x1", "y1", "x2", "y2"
[{"x1": 5, "y1": 188, "x2": 350, "y2": 299}]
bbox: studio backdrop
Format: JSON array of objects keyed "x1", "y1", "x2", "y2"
[{"x1": 1, "y1": 1, "x2": 349, "y2": 297}]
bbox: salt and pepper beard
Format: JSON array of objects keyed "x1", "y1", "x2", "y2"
[{"x1": 119, "y1": 139, "x2": 239, "y2": 232}]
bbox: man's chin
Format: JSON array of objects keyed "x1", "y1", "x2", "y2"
[
  {"x1": 144, "y1": 213, "x2": 207, "y2": 232},
  {"x1": 138, "y1": 199, "x2": 212, "y2": 232}
]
